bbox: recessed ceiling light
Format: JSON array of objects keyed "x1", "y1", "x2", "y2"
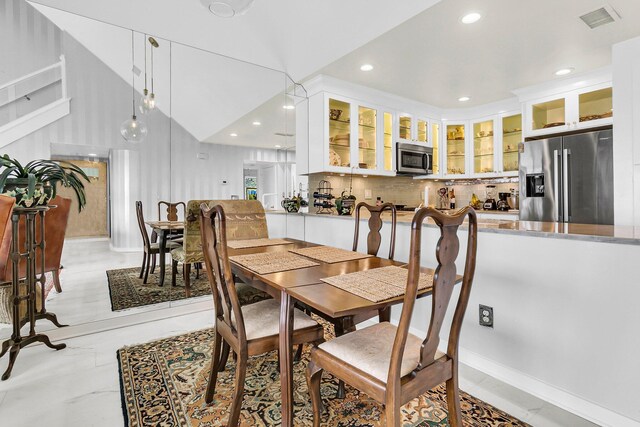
[
  {"x1": 555, "y1": 68, "x2": 574, "y2": 76},
  {"x1": 230, "y1": 132, "x2": 238, "y2": 137},
  {"x1": 252, "y1": 121, "x2": 261, "y2": 126},
  {"x1": 283, "y1": 105, "x2": 294, "y2": 110},
  {"x1": 461, "y1": 12, "x2": 481, "y2": 24},
  {"x1": 458, "y1": 96, "x2": 471, "y2": 102},
  {"x1": 275, "y1": 145, "x2": 281, "y2": 148},
  {"x1": 360, "y1": 64, "x2": 374, "y2": 72}
]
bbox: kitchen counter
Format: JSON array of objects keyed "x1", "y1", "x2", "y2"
[{"x1": 266, "y1": 209, "x2": 640, "y2": 245}]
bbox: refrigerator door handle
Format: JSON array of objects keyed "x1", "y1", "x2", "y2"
[
  {"x1": 563, "y1": 148, "x2": 571, "y2": 222},
  {"x1": 553, "y1": 149, "x2": 560, "y2": 221}
]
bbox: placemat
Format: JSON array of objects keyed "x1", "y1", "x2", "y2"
[
  {"x1": 227, "y1": 238, "x2": 292, "y2": 249},
  {"x1": 321, "y1": 266, "x2": 433, "y2": 302},
  {"x1": 229, "y1": 252, "x2": 319, "y2": 275},
  {"x1": 289, "y1": 246, "x2": 372, "y2": 263}
]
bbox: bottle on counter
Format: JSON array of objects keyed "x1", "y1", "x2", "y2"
[{"x1": 449, "y1": 189, "x2": 456, "y2": 209}]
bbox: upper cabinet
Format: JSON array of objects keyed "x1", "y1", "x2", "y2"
[
  {"x1": 398, "y1": 115, "x2": 412, "y2": 143},
  {"x1": 502, "y1": 113, "x2": 522, "y2": 176},
  {"x1": 524, "y1": 83, "x2": 612, "y2": 137},
  {"x1": 445, "y1": 123, "x2": 467, "y2": 177},
  {"x1": 472, "y1": 118, "x2": 497, "y2": 176},
  {"x1": 307, "y1": 93, "x2": 395, "y2": 176}
]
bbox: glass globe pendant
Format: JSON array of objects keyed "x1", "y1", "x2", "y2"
[
  {"x1": 139, "y1": 89, "x2": 156, "y2": 114},
  {"x1": 120, "y1": 114, "x2": 148, "y2": 143}
]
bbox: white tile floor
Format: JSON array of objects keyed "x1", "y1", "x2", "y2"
[{"x1": 0, "y1": 240, "x2": 598, "y2": 426}]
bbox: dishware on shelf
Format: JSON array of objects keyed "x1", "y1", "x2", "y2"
[
  {"x1": 329, "y1": 149, "x2": 341, "y2": 166},
  {"x1": 329, "y1": 109, "x2": 342, "y2": 121}
]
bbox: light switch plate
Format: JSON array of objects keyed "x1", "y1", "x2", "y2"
[{"x1": 364, "y1": 189, "x2": 372, "y2": 200}]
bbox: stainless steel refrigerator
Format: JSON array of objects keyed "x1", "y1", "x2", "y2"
[{"x1": 519, "y1": 128, "x2": 613, "y2": 224}]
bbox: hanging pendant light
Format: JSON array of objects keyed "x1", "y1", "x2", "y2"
[
  {"x1": 139, "y1": 36, "x2": 158, "y2": 114},
  {"x1": 121, "y1": 31, "x2": 148, "y2": 142}
]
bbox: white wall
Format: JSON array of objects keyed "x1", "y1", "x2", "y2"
[
  {"x1": 612, "y1": 36, "x2": 640, "y2": 226},
  {"x1": 293, "y1": 213, "x2": 640, "y2": 427}
]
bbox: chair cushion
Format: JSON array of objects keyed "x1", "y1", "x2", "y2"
[
  {"x1": 170, "y1": 246, "x2": 204, "y2": 264},
  {"x1": 236, "y1": 282, "x2": 271, "y2": 306},
  {"x1": 232, "y1": 299, "x2": 318, "y2": 340},
  {"x1": 150, "y1": 240, "x2": 181, "y2": 250},
  {"x1": 318, "y1": 322, "x2": 444, "y2": 383}
]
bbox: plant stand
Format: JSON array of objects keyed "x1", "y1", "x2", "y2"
[{"x1": 0, "y1": 206, "x2": 66, "y2": 380}]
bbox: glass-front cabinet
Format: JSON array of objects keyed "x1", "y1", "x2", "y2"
[
  {"x1": 383, "y1": 112, "x2": 393, "y2": 172},
  {"x1": 445, "y1": 124, "x2": 466, "y2": 176},
  {"x1": 417, "y1": 119, "x2": 428, "y2": 143},
  {"x1": 431, "y1": 122, "x2": 439, "y2": 175},
  {"x1": 398, "y1": 115, "x2": 412, "y2": 142},
  {"x1": 531, "y1": 98, "x2": 565, "y2": 131},
  {"x1": 578, "y1": 87, "x2": 612, "y2": 125},
  {"x1": 358, "y1": 106, "x2": 377, "y2": 170},
  {"x1": 328, "y1": 98, "x2": 351, "y2": 168},
  {"x1": 472, "y1": 119, "x2": 495, "y2": 175},
  {"x1": 502, "y1": 114, "x2": 522, "y2": 175}
]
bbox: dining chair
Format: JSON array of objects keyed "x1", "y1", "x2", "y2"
[
  {"x1": 135, "y1": 201, "x2": 180, "y2": 284},
  {"x1": 200, "y1": 203, "x2": 325, "y2": 426},
  {"x1": 156, "y1": 200, "x2": 185, "y2": 243},
  {"x1": 307, "y1": 206, "x2": 478, "y2": 427}
]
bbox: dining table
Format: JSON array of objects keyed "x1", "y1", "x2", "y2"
[
  {"x1": 227, "y1": 238, "x2": 446, "y2": 427},
  {"x1": 145, "y1": 220, "x2": 184, "y2": 286}
]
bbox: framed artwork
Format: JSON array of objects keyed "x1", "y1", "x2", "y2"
[
  {"x1": 244, "y1": 176, "x2": 257, "y2": 188},
  {"x1": 245, "y1": 187, "x2": 257, "y2": 200}
]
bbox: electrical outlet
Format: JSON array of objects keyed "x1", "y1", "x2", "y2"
[{"x1": 479, "y1": 305, "x2": 493, "y2": 327}]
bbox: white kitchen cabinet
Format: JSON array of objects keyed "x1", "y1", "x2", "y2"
[
  {"x1": 524, "y1": 83, "x2": 612, "y2": 138},
  {"x1": 308, "y1": 93, "x2": 395, "y2": 176},
  {"x1": 500, "y1": 112, "x2": 522, "y2": 177},
  {"x1": 471, "y1": 117, "x2": 498, "y2": 177},
  {"x1": 443, "y1": 122, "x2": 468, "y2": 177},
  {"x1": 397, "y1": 114, "x2": 431, "y2": 146}
]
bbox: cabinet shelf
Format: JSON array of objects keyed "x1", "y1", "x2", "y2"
[
  {"x1": 503, "y1": 130, "x2": 522, "y2": 136},
  {"x1": 474, "y1": 135, "x2": 494, "y2": 140},
  {"x1": 474, "y1": 154, "x2": 495, "y2": 158},
  {"x1": 503, "y1": 150, "x2": 519, "y2": 154}
]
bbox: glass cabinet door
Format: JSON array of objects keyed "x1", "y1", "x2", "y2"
[
  {"x1": 446, "y1": 124, "x2": 465, "y2": 175},
  {"x1": 473, "y1": 120, "x2": 494, "y2": 174},
  {"x1": 417, "y1": 119, "x2": 428, "y2": 143},
  {"x1": 431, "y1": 122, "x2": 439, "y2": 174},
  {"x1": 399, "y1": 115, "x2": 412, "y2": 140},
  {"x1": 328, "y1": 98, "x2": 350, "y2": 167},
  {"x1": 579, "y1": 87, "x2": 612, "y2": 123},
  {"x1": 531, "y1": 98, "x2": 565, "y2": 130},
  {"x1": 502, "y1": 114, "x2": 522, "y2": 173},
  {"x1": 383, "y1": 112, "x2": 393, "y2": 171},
  {"x1": 358, "y1": 106, "x2": 377, "y2": 170}
]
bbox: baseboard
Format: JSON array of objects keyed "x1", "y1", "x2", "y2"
[{"x1": 357, "y1": 319, "x2": 639, "y2": 427}]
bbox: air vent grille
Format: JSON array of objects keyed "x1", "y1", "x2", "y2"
[{"x1": 580, "y1": 6, "x2": 619, "y2": 29}]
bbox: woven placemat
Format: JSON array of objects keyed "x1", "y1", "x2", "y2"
[
  {"x1": 229, "y1": 252, "x2": 319, "y2": 275},
  {"x1": 227, "y1": 238, "x2": 292, "y2": 249},
  {"x1": 321, "y1": 266, "x2": 433, "y2": 302},
  {"x1": 289, "y1": 246, "x2": 372, "y2": 264}
]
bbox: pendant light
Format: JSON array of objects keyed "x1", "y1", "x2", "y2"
[
  {"x1": 120, "y1": 31, "x2": 148, "y2": 143},
  {"x1": 140, "y1": 36, "x2": 159, "y2": 114}
]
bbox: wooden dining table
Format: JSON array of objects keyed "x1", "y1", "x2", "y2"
[
  {"x1": 227, "y1": 238, "x2": 443, "y2": 427},
  {"x1": 145, "y1": 220, "x2": 184, "y2": 286}
]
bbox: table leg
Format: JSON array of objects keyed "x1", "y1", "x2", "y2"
[
  {"x1": 158, "y1": 230, "x2": 167, "y2": 286},
  {"x1": 279, "y1": 289, "x2": 294, "y2": 427}
]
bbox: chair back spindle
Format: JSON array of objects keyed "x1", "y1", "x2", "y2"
[
  {"x1": 388, "y1": 207, "x2": 477, "y2": 382},
  {"x1": 200, "y1": 204, "x2": 247, "y2": 343},
  {"x1": 352, "y1": 202, "x2": 397, "y2": 259}
]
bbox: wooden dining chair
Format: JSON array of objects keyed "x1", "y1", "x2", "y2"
[
  {"x1": 136, "y1": 201, "x2": 180, "y2": 283},
  {"x1": 307, "y1": 207, "x2": 478, "y2": 427},
  {"x1": 200, "y1": 203, "x2": 325, "y2": 426},
  {"x1": 157, "y1": 200, "x2": 186, "y2": 222}
]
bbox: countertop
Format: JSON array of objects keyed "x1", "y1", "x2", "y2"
[{"x1": 265, "y1": 209, "x2": 640, "y2": 245}]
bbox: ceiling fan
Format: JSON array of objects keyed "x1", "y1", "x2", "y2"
[{"x1": 200, "y1": 0, "x2": 255, "y2": 18}]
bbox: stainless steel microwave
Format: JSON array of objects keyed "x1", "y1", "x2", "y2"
[{"x1": 396, "y1": 142, "x2": 432, "y2": 175}]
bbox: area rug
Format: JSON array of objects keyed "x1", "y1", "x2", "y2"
[
  {"x1": 118, "y1": 327, "x2": 530, "y2": 426},
  {"x1": 106, "y1": 267, "x2": 211, "y2": 311}
]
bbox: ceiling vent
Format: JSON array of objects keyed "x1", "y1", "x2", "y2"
[{"x1": 580, "y1": 5, "x2": 621, "y2": 29}]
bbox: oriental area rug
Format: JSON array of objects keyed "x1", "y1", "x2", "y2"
[
  {"x1": 117, "y1": 327, "x2": 530, "y2": 426},
  {"x1": 106, "y1": 267, "x2": 211, "y2": 311}
]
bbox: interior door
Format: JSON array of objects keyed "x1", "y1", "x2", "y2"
[{"x1": 563, "y1": 129, "x2": 614, "y2": 225}]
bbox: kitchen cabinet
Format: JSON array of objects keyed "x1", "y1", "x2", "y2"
[
  {"x1": 431, "y1": 122, "x2": 440, "y2": 175},
  {"x1": 444, "y1": 123, "x2": 467, "y2": 176},
  {"x1": 398, "y1": 114, "x2": 430, "y2": 145},
  {"x1": 309, "y1": 93, "x2": 395, "y2": 176},
  {"x1": 472, "y1": 118, "x2": 497, "y2": 176},
  {"x1": 524, "y1": 83, "x2": 612, "y2": 137},
  {"x1": 501, "y1": 113, "x2": 522, "y2": 176}
]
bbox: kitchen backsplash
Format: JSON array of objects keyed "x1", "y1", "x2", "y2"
[{"x1": 308, "y1": 174, "x2": 517, "y2": 209}]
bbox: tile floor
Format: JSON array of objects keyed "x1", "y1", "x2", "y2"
[{"x1": 0, "y1": 240, "x2": 599, "y2": 426}]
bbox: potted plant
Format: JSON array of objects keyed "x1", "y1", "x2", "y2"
[{"x1": 0, "y1": 155, "x2": 90, "y2": 211}]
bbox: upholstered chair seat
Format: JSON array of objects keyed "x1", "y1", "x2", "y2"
[
  {"x1": 151, "y1": 240, "x2": 181, "y2": 251},
  {"x1": 318, "y1": 322, "x2": 444, "y2": 382},
  {"x1": 232, "y1": 299, "x2": 318, "y2": 340}
]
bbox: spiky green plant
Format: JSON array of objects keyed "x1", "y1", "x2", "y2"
[{"x1": 0, "y1": 155, "x2": 90, "y2": 211}]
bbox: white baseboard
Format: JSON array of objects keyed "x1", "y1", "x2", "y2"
[{"x1": 357, "y1": 319, "x2": 639, "y2": 427}]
